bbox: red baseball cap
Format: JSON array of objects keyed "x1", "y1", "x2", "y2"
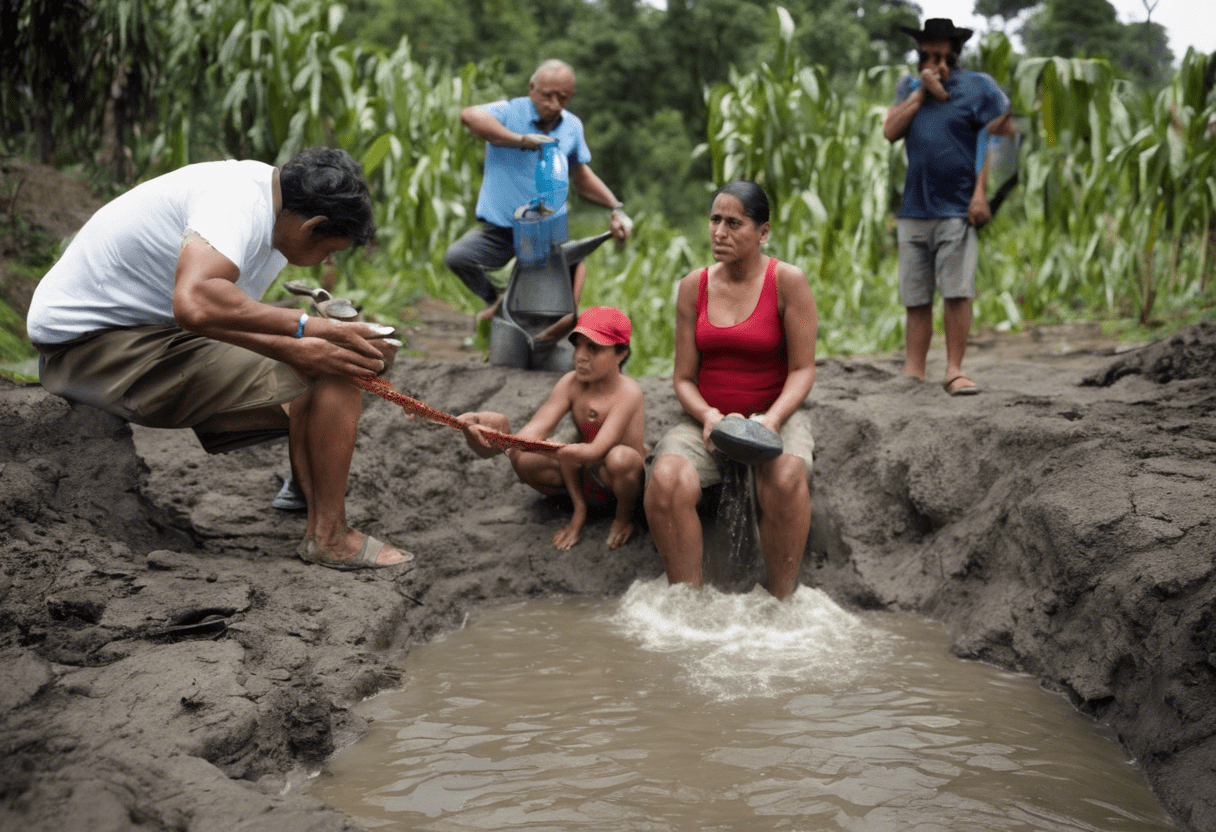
[{"x1": 569, "y1": 306, "x2": 631, "y2": 346}]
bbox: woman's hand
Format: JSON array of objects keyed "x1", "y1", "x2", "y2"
[
  {"x1": 701, "y1": 407, "x2": 727, "y2": 449},
  {"x1": 754, "y1": 412, "x2": 781, "y2": 436}
]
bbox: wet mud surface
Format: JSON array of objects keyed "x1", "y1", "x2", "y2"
[{"x1": 2, "y1": 319, "x2": 1214, "y2": 831}]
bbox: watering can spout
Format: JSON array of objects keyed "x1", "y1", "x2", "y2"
[{"x1": 559, "y1": 231, "x2": 613, "y2": 266}]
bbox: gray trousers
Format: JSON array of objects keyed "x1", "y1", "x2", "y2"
[{"x1": 443, "y1": 223, "x2": 515, "y2": 305}]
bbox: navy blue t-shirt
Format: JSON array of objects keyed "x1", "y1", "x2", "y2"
[{"x1": 894, "y1": 69, "x2": 1008, "y2": 219}]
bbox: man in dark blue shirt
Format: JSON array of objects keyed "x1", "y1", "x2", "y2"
[{"x1": 884, "y1": 18, "x2": 1014, "y2": 395}]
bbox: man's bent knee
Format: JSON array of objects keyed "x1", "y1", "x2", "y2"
[{"x1": 195, "y1": 405, "x2": 291, "y2": 434}]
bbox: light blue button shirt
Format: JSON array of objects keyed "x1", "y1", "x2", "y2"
[{"x1": 474, "y1": 96, "x2": 592, "y2": 228}]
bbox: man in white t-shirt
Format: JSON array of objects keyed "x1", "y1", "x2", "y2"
[{"x1": 26, "y1": 146, "x2": 410, "y2": 571}]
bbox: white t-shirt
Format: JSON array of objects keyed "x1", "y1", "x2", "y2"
[{"x1": 27, "y1": 159, "x2": 286, "y2": 345}]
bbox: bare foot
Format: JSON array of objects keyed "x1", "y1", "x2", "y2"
[
  {"x1": 553, "y1": 519, "x2": 583, "y2": 551},
  {"x1": 606, "y1": 517, "x2": 634, "y2": 549},
  {"x1": 475, "y1": 295, "x2": 503, "y2": 322}
]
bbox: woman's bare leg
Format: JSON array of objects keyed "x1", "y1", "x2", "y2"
[
  {"x1": 644, "y1": 454, "x2": 704, "y2": 587},
  {"x1": 755, "y1": 454, "x2": 810, "y2": 599}
]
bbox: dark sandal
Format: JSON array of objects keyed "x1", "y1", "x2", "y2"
[{"x1": 943, "y1": 374, "x2": 979, "y2": 396}]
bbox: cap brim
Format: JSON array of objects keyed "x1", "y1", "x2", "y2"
[{"x1": 568, "y1": 326, "x2": 618, "y2": 346}]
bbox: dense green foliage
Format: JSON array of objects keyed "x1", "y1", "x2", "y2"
[
  {"x1": 1, "y1": 0, "x2": 1213, "y2": 380},
  {"x1": 976, "y1": 0, "x2": 1173, "y2": 87}
]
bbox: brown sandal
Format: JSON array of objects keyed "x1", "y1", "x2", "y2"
[{"x1": 943, "y1": 374, "x2": 979, "y2": 396}]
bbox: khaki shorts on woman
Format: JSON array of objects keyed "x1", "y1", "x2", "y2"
[{"x1": 649, "y1": 409, "x2": 815, "y2": 489}]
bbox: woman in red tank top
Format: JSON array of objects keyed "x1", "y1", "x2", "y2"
[{"x1": 644, "y1": 181, "x2": 819, "y2": 600}]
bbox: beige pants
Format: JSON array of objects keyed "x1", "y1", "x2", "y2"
[{"x1": 36, "y1": 325, "x2": 306, "y2": 429}]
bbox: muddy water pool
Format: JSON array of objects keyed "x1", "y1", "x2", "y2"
[{"x1": 308, "y1": 578, "x2": 1176, "y2": 831}]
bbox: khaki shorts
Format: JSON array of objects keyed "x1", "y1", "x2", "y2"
[
  {"x1": 649, "y1": 409, "x2": 814, "y2": 489},
  {"x1": 897, "y1": 217, "x2": 978, "y2": 306},
  {"x1": 36, "y1": 325, "x2": 306, "y2": 429}
]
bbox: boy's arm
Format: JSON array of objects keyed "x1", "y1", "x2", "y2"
[{"x1": 516, "y1": 373, "x2": 575, "y2": 443}]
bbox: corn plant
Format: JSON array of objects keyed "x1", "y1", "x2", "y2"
[
  {"x1": 703, "y1": 8, "x2": 908, "y2": 355},
  {"x1": 1011, "y1": 48, "x2": 1215, "y2": 325}
]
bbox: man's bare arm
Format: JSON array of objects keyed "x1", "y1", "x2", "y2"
[
  {"x1": 461, "y1": 106, "x2": 549, "y2": 150},
  {"x1": 172, "y1": 239, "x2": 391, "y2": 378}
]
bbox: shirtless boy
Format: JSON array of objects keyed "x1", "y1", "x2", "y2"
[{"x1": 458, "y1": 306, "x2": 646, "y2": 550}]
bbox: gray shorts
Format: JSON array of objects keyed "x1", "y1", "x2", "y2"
[
  {"x1": 649, "y1": 410, "x2": 815, "y2": 489},
  {"x1": 897, "y1": 217, "x2": 978, "y2": 307},
  {"x1": 36, "y1": 325, "x2": 306, "y2": 429}
]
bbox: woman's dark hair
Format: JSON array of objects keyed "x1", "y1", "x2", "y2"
[
  {"x1": 713, "y1": 180, "x2": 770, "y2": 226},
  {"x1": 280, "y1": 146, "x2": 376, "y2": 246}
]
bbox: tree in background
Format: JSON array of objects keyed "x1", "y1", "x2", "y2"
[
  {"x1": 0, "y1": 0, "x2": 165, "y2": 177},
  {"x1": 976, "y1": 0, "x2": 1173, "y2": 86}
]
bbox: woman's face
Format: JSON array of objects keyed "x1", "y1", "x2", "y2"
[{"x1": 709, "y1": 193, "x2": 769, "y2": 264}]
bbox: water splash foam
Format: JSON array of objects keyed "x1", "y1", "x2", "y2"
[{"x1": 609, "y1": 578, "x2": 887, "y2": 701}]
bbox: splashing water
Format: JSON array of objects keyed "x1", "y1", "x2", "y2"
[
  {"x1": 308, "y1": 581, "x2": 1178, "y2": 831},
  {"x1": 612, "y1": 577, "x2": 884, "y2": 700},
  {"x1": 717, "y1": 459, "x2": 755, "y2": 568}
]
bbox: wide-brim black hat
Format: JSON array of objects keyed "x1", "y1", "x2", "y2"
[{"x1": 897, "y1": 17, "x2": 974, "y2": 45}]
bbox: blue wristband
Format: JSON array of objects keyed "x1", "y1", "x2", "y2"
[{"x1": 294, "y1": 312, "x2": 309, "y2": 338}]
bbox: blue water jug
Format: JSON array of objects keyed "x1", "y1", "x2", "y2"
[{"x1": 534, "y1": 141, "x2": 568, "y2": 213}]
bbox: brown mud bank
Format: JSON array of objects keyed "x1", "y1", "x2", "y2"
[{"x1": 1, "y1": 322, "x2": 1214, "y2": 832}]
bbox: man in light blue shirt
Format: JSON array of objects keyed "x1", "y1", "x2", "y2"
[{"x1": 444, "y1": 59, "x2": 633, "y2": 321}]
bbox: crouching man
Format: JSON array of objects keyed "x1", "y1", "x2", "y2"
[{"x1": 26, "y1": 146, "x2": 410, "y2": 570}]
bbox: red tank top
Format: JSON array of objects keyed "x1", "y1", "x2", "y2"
[{"x1": 695, "y1": 257, "x2": 787, "y2": 416}]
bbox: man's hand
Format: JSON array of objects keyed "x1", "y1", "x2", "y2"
[
  {"x1": 291, "y1": 319, "x2": 396, "y2": 378},
  {"x1": 517, "y1": 133, "x2": 555, "y2": 151},
  {"x1": 968, "y1": 191, "x2": 992, "y2": 228},
  {"x1": 610, "y1": 207, "x2": 634, "y2": 244},
  {"x1": 920, "y1": 68, "x2": 949, "y2": 101}
]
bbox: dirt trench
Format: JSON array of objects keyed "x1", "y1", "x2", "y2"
[{"x1": 1, "y1": 322, "x2": 1214, "y2": 831}]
